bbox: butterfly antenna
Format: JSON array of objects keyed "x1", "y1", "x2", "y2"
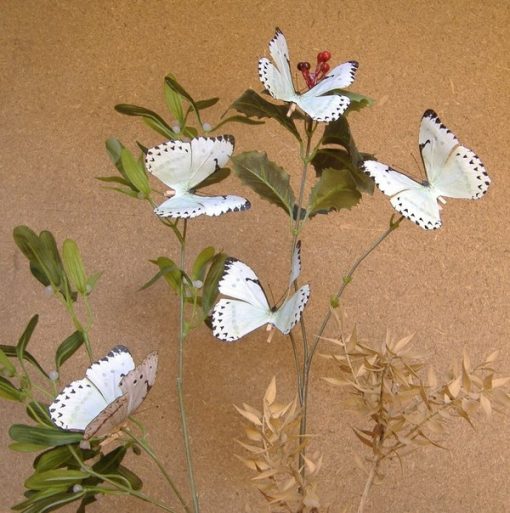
[{"x1": 411, "y1": 152, "x2": 426, "y2": 181}]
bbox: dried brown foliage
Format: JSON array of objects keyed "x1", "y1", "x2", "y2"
[
  {"x1": 236, "y1": 377, "x2": 322, "y2": 513},
  {"x1": 322, "y1": 315, "x2": 510, "y2": 512}
]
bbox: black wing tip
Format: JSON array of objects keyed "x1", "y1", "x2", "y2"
[{"x1": 423, "y1": 109, "x2": 439, "y2": 120}]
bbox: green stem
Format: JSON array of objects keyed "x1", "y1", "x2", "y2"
[
  {"x1": 309, "y1": 215, "x2": 404, "y2": 360},
  {"x1": 175, "y1": 220, "x2": 200, "y2": 513},
  {"x1": 122, "y1": 428, "x2": 191, "y2": 513},
  {"x1": 67, "y1": 446, "x2": 176, "y2": 512}
]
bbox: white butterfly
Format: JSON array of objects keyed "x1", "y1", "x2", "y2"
[
  {"x1": 145, "y1": 135, "x2": 250, "y2": 218},
  {"x1": 212, "y1": 243, "x2": 310, "y2": 342},
  {"x1": 363, "y1": 109, "x2": 490, "y2": 230},
  {"x1": 49, "y1": 345, "x2": 158, "y2": 441},
  {"x1": 258, "y1": 28, "x2": 358, "y2": 122}
]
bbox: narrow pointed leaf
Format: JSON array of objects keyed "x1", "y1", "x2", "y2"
[
  {"x1": 120, "y1": 148, "x2": 150, "y2": 197},
  {"x1": 55, "y1": 331, "x2": 85, "y2": 371},
  {"x1": 212, "y1": 115, "x2": 265, "y2": 132},
  {"x1": 195, "y1": 97, "x2": 220, "y2": 110},
  {"x1": 0, "y1": 344, "x2": 48, "y2": 378},
  {"x1": 191, "y1": 247, "x2": 216, "y2": 282},
  {"x1": 307, "y1": 168, "x2": 361, "y2": 217},
  {"x1": 26, "y1": 401, "x2": 52, "y2": 426},
  {"x1": 25, "y1": 469, "x2": 89, "y2": 490},
  {"x1": 0, "y1": 376, "x2": 25, "y2": 401},
  {"x1": 9, "y1": 424, "x2": 83, "y2": 447},
  {"x1": 62, "y1": 240, "x2": 87, "y2": 295},
  {"x1": 165, "y1": 75, "x2": 203, "y2": 124},
  {"x1": 17, "y1": 314, "x2": 39, "y2": 365},
  {"x1": 0, "y1": 347, "x2": 16, "y2": 376},
  {"x1": 164, "y1": 75, "x2": 184, "y2": 124},
  {"x1": 115, "y1": 104, "x2": 176, "y2": 139},
  {"x1": 34, "y1": 446, "x2": 74, "y2": 472},
  {"x1": 202, "y1": 252, "x2": 228, "y2": 316},
  {"x1": 232, "y1": 151, "x2": 295, "y2": 216}
]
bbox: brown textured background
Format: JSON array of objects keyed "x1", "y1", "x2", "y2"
[{"x1": 1, "y1": 1, "x2": 509, "y2": 512}]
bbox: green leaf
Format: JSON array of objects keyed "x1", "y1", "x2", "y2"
[
  {"x1": 342, "y1": 90, "x2": 375, "y2": 113},
  {"x1": 0, "y1": 344, "x2": 49, "y2": 379},
  {"x1": 312, "y1": 147, "x2": 374, "y2": 194},
  {"x1": 12, "y1": 489, "x2": 84, "y2": 513},
  {"x1": 193, "y1": 167, "x2": 231, "y2": 191},
  {"x1": 95, "y1": 175, "x2": 133, "y2": 186},
  {"x1": 120, "y1": 148, "x2": 151, "y2": 197},
  {"x1": 92, "y1": 446, "x2": 126, "y2": 474},
  {"x1": 39, "y1": 231, "x2": 67, "y2": 291},
  {"x1": 17, "y1": 314, "x2": 39, "y2": 366},
  {"x1": 201, "y1": 252, "x2": 228, "y2": 316},
  {"x1": 10, "y1": 442, "x2": 50, "y2": 452},
  {"x1": 116, "y1": 464, "x2": 143, "y2": 490},
  {"x1": 232, "y1": 151, "x2": 295, "y2": 216},
  {"x1": 307, "y1": 168, "x2": 361, "y2": 217},
  {"x1": 195, "y1": 97, "x2": 220, "y2": 110},
  {"x1": 62, "y1": 240, "x2": 87, "y2": 295},
  {"x1": 230, "y1": 89, "x2": 302, "y2": 141},
  {"x1": 25, "y1": 469, "x2": 89, "y2": 490},
  {"x1": 0, "y1": 376, "x2": 25, "y2": 401},
  {"x1": 34, "y1": 446, "x2": 74, "y2": 472},
  {"x1": 114, "y1": 104, "x2": 176, "y2": 139},
  {"x1": 191, "y1": 247, "x2": 216, "y2": 283},
  {"x1": 105, "y1": 139, "x2": 131, "y2": 182},
  {"x1": 85, "y1": 271, "x2": 102, "y2": 295},
  {"x1": 26, "y1": 401, "x2": 53, "y2": 427},
  {"x1": 164, "y1": 75, "x2": 203, "y2": 124},
  {"x1": 9, "y1": 424, "x2": 83, "y2": 447},
  {"x1": 211, "y1": 115, "x2": 265, "y2": 132},
  {"x1": 150, "y1": 257, "x2": 182, "y2": 293},
  {"x1": 55, "y1": 331, "x2": 85, "y2": 371},
  {"x1": 164, "y1": 74, "x2": 184, "y2": 124},
  {"x1": 0, "y1": 346, "x2": 16, "y2": 376}
]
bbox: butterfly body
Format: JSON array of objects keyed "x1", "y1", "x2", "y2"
[
  {"x1": 363, "y1": 110, "x2": 490, "y2": 229},
  {"x1": 212, "y1": 254, "x2": 310, "y2": 342},
  {"x1": 49, "y1": 346, "x2": 158, "y2": 441},
  {"x1": 258, "y1": 28, "x2": 358, "y2": 122},
  {"x1": 145, "y1": 136, "x2": 250, "y2": 218}
]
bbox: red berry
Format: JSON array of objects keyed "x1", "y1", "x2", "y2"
[
  {"x1": 317, "y1": 50, "x2": 332, "y2": 63},
  {"x1": 321, "y1": 62, "x2": 330, "y2": 74},
  {"x1": 297, "y1": 61, "x2": 311, "y2": 71}
]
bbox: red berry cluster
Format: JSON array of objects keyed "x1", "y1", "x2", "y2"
[{"x1": 297, "y1": 50, "x2": 332, "y2": 89}]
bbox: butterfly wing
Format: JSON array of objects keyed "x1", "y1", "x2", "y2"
[
  {"x1": 212, "y1": 298, "x2": 272, "y2": 342},
  {"x1": 49, "y1": 377, "x2": 110, "y2": 431},
  {"x1": 85, "y1": 345, "x2": 135, "y2": 403},
  {"x1": 273, "y1": 285, "x2": 310, "y2": 334},
  {"x1": 146, "y1": 136, "x2": 234, "y2": 193},
  {"x1": 217, "y1": 258, "x2": 271, "y2": 310},
  {"x1": 258, "y1": 28, "x2": 297, "y2": 102},
  {"x1": 420, "y1": 110, "x2": 490, "y2": 199},
  {"x1": 83, "y1": 394, "x2": 129, "y2": 440},
  {"x1": 307, "y1": 61, "x2": 359, "y2": 95},
  {"x1": 295, "y1": 93, "x2": 350, "y2": 122},
  {"x1": 363, "y1": 160, "x2": 441, "y2": 229},
  {"x1": 121, "y1": 351, "x2": 158, "y2": 414},
  {"x1": 289, "y1": 240, "x2": 302, "y2": 286}
]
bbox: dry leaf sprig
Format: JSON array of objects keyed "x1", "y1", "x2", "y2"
[
  {"x1": 322, "y1": 320, "x2": 510, "y2": 513},
  {"x1": 236, "y1": 377, "x2": 323, "y2": 513}
]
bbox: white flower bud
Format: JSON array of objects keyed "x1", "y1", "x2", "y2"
[
  {"x1": 202, "y1": 122, "x2": 212, "y2": 132},
  {"x1": 72, "y1": 484, "x2": 83, "y2": 493},
  {"x1": 49, "y1": 370, "x2": 59, "y2": 381},
  {"x1": 172, "y1": 124, "x2": 181, "y2": 134},
  {"x1": 192, "y1": 280, "x2": 203, "y2": 289}
]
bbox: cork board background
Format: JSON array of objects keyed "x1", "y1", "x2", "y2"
[{"x1": 1, "y1": 1, "x2": 509, "y2": 512}]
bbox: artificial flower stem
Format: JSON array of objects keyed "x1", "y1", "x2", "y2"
[
  {"x1": 122, "y1": 428, "x2": 192, "y2": 513},
  {"x1": 175, "y1": 220, "x2": 200, "y2": 513}
]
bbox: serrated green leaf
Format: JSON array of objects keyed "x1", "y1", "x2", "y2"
[
  {"x1": 312, "y1": 148, "x2": 374, "y2": 194},
  {"x1": 62, "y1": 240, "x2": 87, "y2": 295},
  {"x1": 25, "y1": 469, "x2": 89, "y2": 490},
  {"x1": 115, "y1": 104, "x2": 176, "y2": 139},
  {"x1": 0, "y1": 344, "x2": 49, "y2": 379},
  {"x1": 34, "y1": 445, "x2": 74, "y2": 472},
  {"x1": 232, "y1": 151, "x2": 295, "y2": 216},
  {"x1": 307, "y1": 168, "x2": 361, "y2": 217},
  {"x1": 201, "y1": 252, "x2": 228, "y2": 317},
  {"x1": 55, "y1": 331, "x2": 85, "y2": 371},
  {"x1": 17, "y1": 314, "x2": 39, "y2": 366},
  {"x1": 164, "y1": 75, "x2": 184, "y2": 124},
  {"x1": 0, "y1": 376, "x2": 25, "y2": 401},
  {"x1": 230, "y1": 89, "x2": 301, "y2": 141},
  {"x1": 9, "y1": 424, "x2": 83, "y2": 447},
  {"x1": 120, "y1": 148, "x2": 150, "y2": 197},
  {"x1": 191, "y1": 247, "x2": 216, "y2": 282}
]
